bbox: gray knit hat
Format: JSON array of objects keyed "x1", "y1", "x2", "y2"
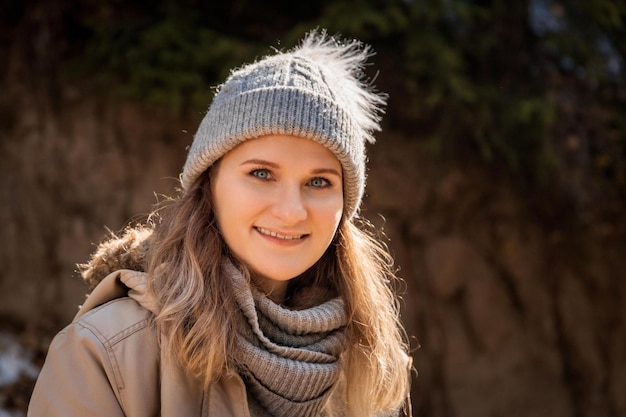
[{"x1": 181, "y1": 30, "x2": 387, "y2": 218}]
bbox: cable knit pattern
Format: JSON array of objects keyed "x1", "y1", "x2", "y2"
[{"x1": 226, "y1": 262, "x2": 348, "y2": 417}]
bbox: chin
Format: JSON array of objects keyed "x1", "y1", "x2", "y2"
[
  {"x1": 258, "y1": 270, "x2": 302, "y2": 282},
  {"x1": 255, "y1": 264, "x2": 311, "y2": 281}
]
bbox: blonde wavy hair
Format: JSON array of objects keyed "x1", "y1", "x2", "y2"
[
  {"x1": 118, "y1": 169, "x2": 408, "y2": 416},
  {"x1": 81, "y1": 170, "x2": 410, "y2": 416}
]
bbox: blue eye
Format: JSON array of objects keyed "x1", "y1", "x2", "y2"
[
  {"x1": 309, "y1": 177, "x2": 329, "y2": 188},
  {"x1": 251, "y1": 169, "x2": 271, "y2": 180}
]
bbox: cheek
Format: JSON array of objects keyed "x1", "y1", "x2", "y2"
[
  {"x1": 212, "y1": 196, "x2": 247, "y2": 254},
  {"x1": 313, "y1": 193, "x2": 343, "y2": 220},
  {"x1": 310, "y1": 197, "x2": 343, "y2": 236},
  {"x1": 213, "y1": 177, "x2": 242, "y2": 232},
  {"x1": 213, "y1": 180, "x2": 267, "y2": 245}
]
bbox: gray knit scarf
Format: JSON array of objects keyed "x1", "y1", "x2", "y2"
[{"x1": 226, "y1": 262, "x2": 349, "y2": 417}]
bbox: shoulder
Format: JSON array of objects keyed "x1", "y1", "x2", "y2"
[
  {"x1": 30, "y1": 298, "x2": 161, "y2": 416},
  {"x1": 62, "y1": 298, "x2": 160, "y2": 409},
  {"x1": 71, "y1": 297, "x2": 155, "y2": 347}
]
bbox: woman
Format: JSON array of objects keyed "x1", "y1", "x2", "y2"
[{"x1": 28, "y1": 30, "x2": 411, "y2": 417}]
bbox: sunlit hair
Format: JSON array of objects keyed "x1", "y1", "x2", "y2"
[
  {"x1": 81, "y1": 169, "x2": 410, "y2": 416},
  {"x1": 335, "y1": 219, "x2": 410, "y2": 416}
]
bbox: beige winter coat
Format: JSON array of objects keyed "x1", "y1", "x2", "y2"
[
  {"x1": 29, "y1": 269, "x2": 412, "y2": 417},
  {"x1": 27, "y1": 270, "x2": 252, "y2": 417}
]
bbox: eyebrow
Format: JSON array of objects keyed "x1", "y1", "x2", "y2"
[
  {"x1": 241, "y1": 159, "x2": 280, "y2": 168},
  {"x1": 240, "y1": 159, "x2": 342, "y2": 178},
  {"x1": 311, "y1": 168, "x2": 342, "y2": 178}
]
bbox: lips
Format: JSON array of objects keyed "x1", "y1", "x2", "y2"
[{"x1": 255, "y1": 227, "x2": 307, "y2": 240}]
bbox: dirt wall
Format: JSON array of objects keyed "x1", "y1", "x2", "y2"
[{"x1": 1, "y1": 81, "x2": 624, "y2": 417}]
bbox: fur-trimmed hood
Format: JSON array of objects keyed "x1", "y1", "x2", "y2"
[{"x1": 79, "y1": 226, "x2": 154, "y2": 291}]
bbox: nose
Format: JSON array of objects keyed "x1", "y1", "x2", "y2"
[{"x1": 271, "y1": 183, "x2": 307, "y2": 224}]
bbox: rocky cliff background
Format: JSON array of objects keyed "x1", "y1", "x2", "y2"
[{"x1": 1, "y1": 1, "x2": 625, "y2": 416}]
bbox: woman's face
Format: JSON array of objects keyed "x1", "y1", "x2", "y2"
[{"x1": 211, "y1": 134, "x2": 343, "y2": 300}]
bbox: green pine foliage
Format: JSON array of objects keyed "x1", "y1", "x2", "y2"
[{"x1": 3, "y1": 0, "x2": 624, "y2": 194}]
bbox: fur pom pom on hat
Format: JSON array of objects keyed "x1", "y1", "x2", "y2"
[{"x1": 181, "y1": 30, "x2": 387, "y2": 217}]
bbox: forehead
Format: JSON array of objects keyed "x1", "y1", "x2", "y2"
[{"x1": 221, "y1": 134, "x2": 341, "y2": 166}]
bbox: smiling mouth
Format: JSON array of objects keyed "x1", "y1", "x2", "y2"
[{"x1": 255, "y1": 227, "x2": 307, "y2": 240}]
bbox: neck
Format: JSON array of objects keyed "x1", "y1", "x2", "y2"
[{"x1": 251, "y1": 274, "x2": 289, "y2": 305}]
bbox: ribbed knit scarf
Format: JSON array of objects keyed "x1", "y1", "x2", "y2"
[{"x1": 226, "y1": 262, "x2": 349, "y2": 417}]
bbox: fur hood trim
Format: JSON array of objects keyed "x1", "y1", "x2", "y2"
[{"x1": 79, "y1": 226, "x2": 153, "y2": 291}]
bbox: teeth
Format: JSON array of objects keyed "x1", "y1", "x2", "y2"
[{"x1": 257, "y1": 227, "x2": 304, "y2": 240}]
